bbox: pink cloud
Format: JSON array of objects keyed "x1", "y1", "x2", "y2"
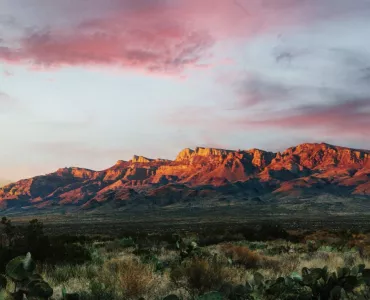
[
  {"x1": 0, "y1": 47, "x2": 19, "y2": 63},
  {"x1": 0, "y1": 0, "x2": 330, "y2": 74},
  {"x1": 0, "y1": 2, "x2": 215, "y2": 73},
  {"x1": 219, "y1": 58, "x2": 235, "y2": 65},
  {"x1": 4, "y1": 28, "x2": 213, "y2": 73},
  {"x1": 164, "y1": 98, "x2": 370, "y2": 142},
  {"x1": 236, "y1": 99, "x2": 370, "y2": 137}
]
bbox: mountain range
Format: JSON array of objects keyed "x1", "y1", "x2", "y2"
[{"x1": 0, "y1": 142, "x2": 369, "y2": 213}]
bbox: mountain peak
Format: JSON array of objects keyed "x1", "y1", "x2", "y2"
[
  {"x1": 131, "y1": 155, "x2": 153, "y2": 163},
  {"x1": 176, "y1": 147, "x2": 233, "y2": 161},
  {"x1": 194, "y1": 147, "x2": 232, "y2": 157},
  {"x1": 176, "y1": 148, "x2": 195, "y2": 161},
  {"x1": 286, "y1": 142, "x2": 331, "y2": 151},
  {"x1": 285, "y1": 142, "x2": 370, "y2": 153}
]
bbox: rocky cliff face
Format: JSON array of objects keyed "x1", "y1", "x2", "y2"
[
  {"x1": 279, "y1": 143, "x2": 370, "y2": 169},
  {"x1": 0, "y1": 143, "x2": 369, "y2": 210}
]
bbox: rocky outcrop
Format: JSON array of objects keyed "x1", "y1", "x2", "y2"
[
  {"x1": 278, "y1": 143, "x2": 370, "y2": 170},
  {"x1": 102, "y1": 160, "x2": 130, "y2": 181},
  {"x1": 131, "y1": 155, "x2": 153, "y2": 163},
  {"x1": 156, "y1": 147, "x2": 275, "y2": 185},
  {"x1": 175, "y1": 148, "x2": 195, "y2": 161},
  {"x1": 0, "y1": 142, "x2": 370, "y2": 210},
  {"x1": 55, "y1": 167, "x2": 99, "y2": 180}
]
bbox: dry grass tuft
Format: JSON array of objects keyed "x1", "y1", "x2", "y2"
[
  {"x1": 171, "y1": 257, "x2": 234, "y2": 295},
  {"x1": 221, "y1": 244, "x2": 263, "y2": 268},
  {"x1": 100, "y1": 258, "x2": 157, "y2": 299}
]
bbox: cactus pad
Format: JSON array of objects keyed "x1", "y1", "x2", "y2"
[
  {"x1": 0, "y1": 289, "x2": 16, "y2": 300},
  {"x1": 26, "y1": 278, "x2": 53, "y2": 298},
  {"x1": 5, "y1": 253, "x2": 36, "y2": 281}
]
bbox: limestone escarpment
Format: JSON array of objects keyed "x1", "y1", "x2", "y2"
[{"x1": 1, "y1": 143, "x2": 369, "y2": 210}]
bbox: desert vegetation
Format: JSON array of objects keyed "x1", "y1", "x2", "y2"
[{"x1": 2, "y1": 218, "x2": 370, "y2": 299}]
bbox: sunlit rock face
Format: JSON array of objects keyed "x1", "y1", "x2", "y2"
[
  {"x1": 1, "y1": 142, "x2": 370, "y2": 209},
  {"x1": 131, "y1": 155, "x2": 152, "y2": 163}
]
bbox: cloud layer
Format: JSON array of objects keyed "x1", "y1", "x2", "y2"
[
  {"x1": 2, "y1": 0, "x2": 366, "y2": 73},
  {"x1": 164, "y1": 6, "x2": 370, "y2": 144},
  {"x1": 237, "y1": 99, "x2": 370, "y2": 137}
]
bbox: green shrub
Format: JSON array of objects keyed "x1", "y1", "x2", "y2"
[{"x1": 118, "y1": 237, "x2": 136, "y2": 248}]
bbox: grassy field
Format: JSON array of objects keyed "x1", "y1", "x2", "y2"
[
  {"x1": 40, "y1": 232, "x2": 370, "y2": 299},
  {"x1": 3, "y1": 212, "x2": 370, "y2": 299}
]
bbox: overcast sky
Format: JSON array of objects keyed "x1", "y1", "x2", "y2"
[{"x1": 1, "y1": 0, "x2": 370, "y2": 180}]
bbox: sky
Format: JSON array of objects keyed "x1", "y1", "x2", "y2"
[{"x1": 0, "y1": 0, "x2": 370, "y2": 181}]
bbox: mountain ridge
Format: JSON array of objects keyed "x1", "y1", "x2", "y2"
[{"x1": 1, "y1": 142, "x2": 369, "y2": 211}]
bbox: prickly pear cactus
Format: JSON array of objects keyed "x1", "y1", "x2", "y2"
[
  {"x1": 0, "y1": 289, "x2": 16, "y2": 300},
  {"x1": 4, "y1": 253, "x2": 53, "y2": 299},
  {"x1": 6, "y1": 252, "x2": 36, "y2": 281},
  {"x1": 0, "y1": 274, "x2": 19, "y2": 300},
  {"x1": 25, "y1": 278, "x2": 53, "y2": 299}
]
